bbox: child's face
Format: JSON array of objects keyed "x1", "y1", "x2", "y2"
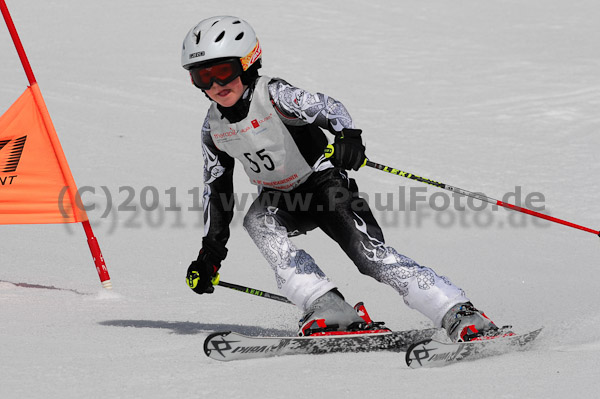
[{"x1": 205, "y1": 77, "x2": 246, "y2": 108}]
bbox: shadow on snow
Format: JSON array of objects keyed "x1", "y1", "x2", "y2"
[
  {"x1": 0, "y1": 279, "x2": 91, "y2": 295},
  {"x1": 99, "y1": 319, "x2": 294, "y2": 337}
]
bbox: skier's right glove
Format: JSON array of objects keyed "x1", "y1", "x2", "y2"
[{"x1": 186, "y1": 248, "x2": 223, "y2": 295}]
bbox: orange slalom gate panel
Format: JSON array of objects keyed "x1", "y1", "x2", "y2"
[{"x1": 0, "y1": 83, "x2": 88, "y2": 224}]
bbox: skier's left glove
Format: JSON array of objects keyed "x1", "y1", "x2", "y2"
[
  {"x1": 326, "y1": 129, "x2": 367, "y2": 171},
  {"x1": 186, "y1": 246, "x2": 225, "y2": 295}
]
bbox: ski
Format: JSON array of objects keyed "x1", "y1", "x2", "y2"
[
  {"x1": 204, "y1": 327, "x2": 439, "y2": 361},
  {"x1": 405, "y1": 328, "x2": 543, "y2": 368}
]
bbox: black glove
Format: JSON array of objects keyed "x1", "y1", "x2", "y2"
[
  {"x1": 327, "y1": 129, "x2": 366, "y2": 171},
  {"x1": 186, "y1": 248, "x2": 222, "y2": 294}
]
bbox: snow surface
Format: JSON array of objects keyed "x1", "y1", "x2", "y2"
[{"x1": 1, "y1": 0, "x2": 600, "y2": 398}]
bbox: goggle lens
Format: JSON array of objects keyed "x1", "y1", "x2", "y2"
[{"x1": 190, "y1": 61, "x2": 242, "y2": 90}]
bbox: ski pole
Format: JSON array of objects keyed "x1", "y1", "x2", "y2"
[
  {"x1": 212, "y1": 274, "x2": 293, "y2": 304},
  {"x1": 364, "y1": 159, "x2": 600, "y2": 238}
]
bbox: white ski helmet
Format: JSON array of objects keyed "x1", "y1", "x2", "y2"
[{"x1": 181, "y1": 16, "x2": 262, "y2": 71}]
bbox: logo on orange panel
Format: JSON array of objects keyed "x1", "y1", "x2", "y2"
[
  {"x1": 0, "y1": 136, "x2": 27, "y2": 186},
  {"x1": 0, "y1": 135, "x2": 27, "y2": 173}
]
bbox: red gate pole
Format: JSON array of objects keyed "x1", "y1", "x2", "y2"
[
  {"x1": 82, "y1": 220, "x2": 112, "y2": 289},
  {"x1": 2, "y1": 0, "x2": 112, "y2": 289}
]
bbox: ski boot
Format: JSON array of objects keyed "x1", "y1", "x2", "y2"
[
  {"x1": 442, "y1": 302, "x2": 509, "y2": 342},
  {"x1": 298, "y1": 290, "x2": 389, "y2": 336}
]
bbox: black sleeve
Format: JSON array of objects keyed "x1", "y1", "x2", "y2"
[
  {"x1": 201, "y1": 113, "x2": 235, "y2": 260},
  {"x1": 267, "y1": 78, "x2": 356, "y2": 134}
]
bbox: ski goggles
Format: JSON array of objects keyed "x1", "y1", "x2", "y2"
[{"x1": 189, "y1": 59, "x2": 242, "y2": 90}]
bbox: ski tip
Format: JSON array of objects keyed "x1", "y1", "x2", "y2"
[
  {"x1": 204, "y1": 331, "x2": 232, "y2": 357},
  {"x1": 405, "y1": 339, "x2": 432, "y2": 368},
  {"x1": 405, "y1": 327, "x2": 544, "y2": 369}
]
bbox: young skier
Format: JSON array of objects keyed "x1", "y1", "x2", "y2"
[{"x1": 182, "y1": 16, "x2": 499, "y2": 342}]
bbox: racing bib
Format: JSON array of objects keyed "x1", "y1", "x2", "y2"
[{"x1": 208, "y1": 76, "x2": 313, "y2": 191}]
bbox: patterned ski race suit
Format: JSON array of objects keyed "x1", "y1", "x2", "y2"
[{"x1": 201, "y1": 76, "x2": 468, "y2": 327}]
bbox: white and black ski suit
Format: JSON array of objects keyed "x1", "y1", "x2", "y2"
[{"x1": 200, "y1": 76, "x2": 468, "y2": 327}]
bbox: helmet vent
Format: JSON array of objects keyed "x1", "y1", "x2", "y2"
[
  {"x1": 232, "y1": 20, "x2": 241, "y2": 24},
  {"x1": 235, "y1": 32, "x2": 244, "y2": 41},
  {"x1": 215, "y1": 31, "x2": 225, "y2": 42}
]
